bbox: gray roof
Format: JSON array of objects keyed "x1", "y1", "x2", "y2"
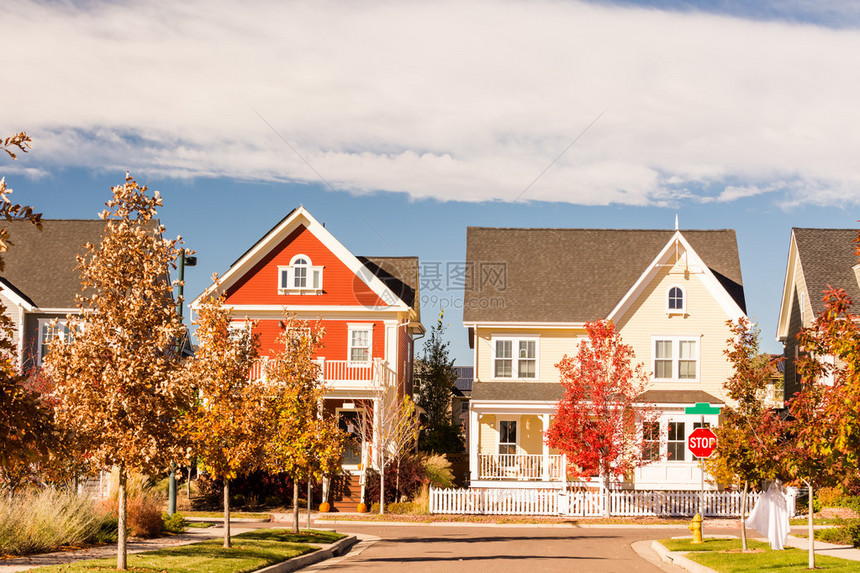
[
  {"x1": 472, "y1": 382, "x2": 723, "y2": 405},
  {"x1": 464, "y1": 228, "x2": 745, "y2": 323},
  {"x1": 1, "y1": 220, "x2": 108, "y2": 308},
  {"x1": 358, "y1": 256, "x2": 419, "y2": 310},
  {"x1": 793, "y1": 228, "x2": 860, "y2": 315}
]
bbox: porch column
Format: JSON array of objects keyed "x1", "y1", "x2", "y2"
[
  {"x1": 469, "y1": 408, "x2": 479, "y2": 481},
  {"x1": 541, "y1": 414, "x2": 550, "y2": 482},
  {"x1": 373, "y1": 398, "x2": 381, "y2": 470}
]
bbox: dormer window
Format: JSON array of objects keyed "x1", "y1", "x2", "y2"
[
  {"x1": 667, "y1": 286, "x2": 685, "y2": 314},
  {"x1": 279, "y1": 255, "x2": 323, "y2": 294}
]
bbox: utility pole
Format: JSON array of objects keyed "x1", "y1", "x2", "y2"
[{"x1": 168, "y1": 249, "x2": 197, "y2": 516}]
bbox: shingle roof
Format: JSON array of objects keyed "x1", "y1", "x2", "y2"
[
  {"x1": 358, "y1": 256, "x2": 419, "y2": 310},
  {"x1": 1, "y1": 220, "x2": 108, "y2": 308},
  {"x1": 472, "y1": 383, "x2": 723, "y2": 404},
  {"x1": 637, "y1": 390, "x2": 724, "y2": 405},
  {"x1": 793, "y1": 228, "x2": 860, "y2": 315},
  {"x1": 464, "y1": 228, "x2": 745, "y2": 323}
]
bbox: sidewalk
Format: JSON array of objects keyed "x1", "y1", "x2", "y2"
[
  {"x1": 0, "y1": 523, "x2": 261, "y2": 573},
  {"x1": 785, "y1": 533, "x2": 860, "y2": 562}
]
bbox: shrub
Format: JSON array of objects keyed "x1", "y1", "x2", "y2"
[
  {"x1": 101, "y1": 470, "x2": 165, "y2": 538},
  {"x1": 0, "y1": 488, "x2": 103, "y2": 555},
  {"x1": 161, "y1": 512, "x2": 187, "y2": 534},
  {"x1": 364, "y1": 455, "x2": 426, "y2": 505},
  {"x1": 421, "y1": 454, "x2": 454, "y2": 488},
  {"x1": 92, "y1": 515, "x2": 118, "y2": 544},
  {"x1": 818, "y1": 486, "x2": 845, "y2": 507}
]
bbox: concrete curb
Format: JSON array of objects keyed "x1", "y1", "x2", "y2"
[
  {"x1": 185, "y1": 517, "x2": 271, "y2": 523},
  {"x1": 254, "y1": 536, "x2": 358, "y2": 573},
  {"x1": 650, "y1": 540, "x2": 718, "y2": 573}
]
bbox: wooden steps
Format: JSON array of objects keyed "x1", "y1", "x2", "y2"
[{"x1": 330, "y1": 472, "x2": 363, "y2": 512}]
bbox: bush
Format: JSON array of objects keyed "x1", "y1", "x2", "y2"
[
  {"x1": 92, "y1": 515, "x2": 118, "y2": 544},
  {"x1": 421, "y1": 454, "x2": 454, "y2": 488},
  {"x1": 364, "y1": 454, "x2": 426, "y2": 505},
  {"x1": 161, "y1": 512, "x2": 187, "y2": 534},
  {"x1": 101, "y1": 470, "x2": 166, "y2": 538},
  {"x1": 818, "y1": 486, "x2": 845, "y2": 507},
  {"x1": 0, "y1": 488, "x2": 103, "y2": 555}
]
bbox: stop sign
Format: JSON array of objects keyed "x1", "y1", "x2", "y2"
[{"x1": 688, "y1": 427, "x2": 718, "y2": 458}]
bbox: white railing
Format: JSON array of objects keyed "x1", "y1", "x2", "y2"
[
  {"x1": 430, "y1": 487, "x2": 783, "y2": 517},
  {"x1": 249, "y1": 357, "x2": 395, "y2": 385},
  {"x1": 478, "y1": 454, "x2": 565, "y2": 481}
]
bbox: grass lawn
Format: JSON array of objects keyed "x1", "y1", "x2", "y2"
[
  {"x1": 791, "y1": 518, "x2": 841, "y2": 525},
  {"x1": 182, "y1": 511, "x2": 272, "y2": 520},
  {"x1": 26, "y1": 529, "x2": 345, "y2": 573},
  {"x1": 660, "y1": 537, "x2": 860, "y2": 572}
]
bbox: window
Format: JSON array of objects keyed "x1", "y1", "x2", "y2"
[
  {"x1": 643, "y1": 421, "x2": 661, "y2": 461},
  {"x1": 38, "y1": 319, "x2": 74, "y2": 365},
  {"x1": 667, "y1": 286, "x2": 685, "y2": 314},
  {"x1": 493, "y1": 337, "x2": 538, "y2": 379},
  {"x1": 653, "y1": 337, "x2": 699, "y2": 381},
  {"x1": 278, "y1": 255, "x2": 323, "y2": 293},
  {"x1": 499, "y1": 420, "x2": 517, "y2": 456},
  {"x1": 667, "y1": 421, "x2": 685, "y2": 462},
  {"x1": 348, "y1": 325, "x2": 372, "y2": 363}
]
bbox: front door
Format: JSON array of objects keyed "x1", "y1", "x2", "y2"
[{"x1": 338, "y1": 410, "x2": 363, "y2": 466}]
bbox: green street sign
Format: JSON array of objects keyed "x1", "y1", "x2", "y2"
[{"x1": 685, "y1": 402, "x2": 722, "y2": 416}]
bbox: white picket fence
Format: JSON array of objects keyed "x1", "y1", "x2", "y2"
[{"x1": 429, "y1": 487, "x2": 782, "y2": 517}]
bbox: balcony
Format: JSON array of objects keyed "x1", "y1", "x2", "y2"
[
  {"x1": 249, "y1": 357, "x2": 396, "y2": 390},
  {"x1": 478, "y1": 454, "x2": 565, "y2": 481}
]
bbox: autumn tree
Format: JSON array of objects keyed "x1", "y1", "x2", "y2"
[
  {"x1": 181, "y1": 294, "x2": 263, "y2": 548},
  {"x1": 546, "y1": 320, "x2": 658, "y2": 517},
  {"x1": 264, "y1": 316, "x2": 346, "y2": 533},
  {"x1": 414, "y1": 311, "x2": 461, "y2": 453},
  {"x1": 711, "y1": 318, "x2": 786, "y2": 550},
  {"x1": 790, "y1": 284, "x2": 860, "y2": 569},
  {"x1": 0, "y1": 131, "x2": 55, "y2": 481},
  {"x1": 47, "y1": 174, "x2": 192, "y2": 570}
]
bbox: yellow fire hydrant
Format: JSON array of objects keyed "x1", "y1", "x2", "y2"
[{"x1": 689, "y1": 513, "x2": 703, "y2": 544}]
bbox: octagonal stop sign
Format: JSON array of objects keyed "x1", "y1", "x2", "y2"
[{"x1": 688, "y1": 427, "x2": 718, "y2": 458}]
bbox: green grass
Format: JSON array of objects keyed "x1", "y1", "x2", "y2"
[
  {"x1": 26, "y1": 529, "x2": 346, "y2": 573},
  {"x1": 660, "y1": 537, "x2": 860, "y2": 572},
  {"x1": 182, "y1": 511, "x2": 272, "y2": 520},
  {"x1": 791, "y1": 517, "x2": 840, "y2": 525}
]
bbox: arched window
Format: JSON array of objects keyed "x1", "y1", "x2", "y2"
[
  {"x1": 278, "y1": 255, "x2": 323, "y2": 293},
  {"x1": 668, "y1": 286, "x2": 685, "y2": 313}
]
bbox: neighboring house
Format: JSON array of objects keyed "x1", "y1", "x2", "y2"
[
  {"x1": 776, "y1": 228, "x2": 860, "y2": 401},
  {"x1": 0, "y1": 220, "x2": 108, "y2": 374},
  {"x1": 463, "y1": 227, "x2": 748, "y2": 491},
  {"x1": 452, "y1": 365, "x2": 473, "y2": 434},
  {"x1": 191, "y1": 207, "x2": 423, "y2": 476}
]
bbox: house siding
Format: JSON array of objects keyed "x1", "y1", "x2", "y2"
[
  {"x1": 479, "y1": 414, "x2": 496, "y2": 454},
  {"x1": 250, "y1": 318, "x2": 386, "y2": 361},
  {"x1": 783, "y1": 253, "x2": 811, "y2": 400},
  {"x1": 520, "y1": 415, "x2": 543, "y2": 455}
]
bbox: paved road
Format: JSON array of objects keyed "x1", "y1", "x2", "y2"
[{"x1": 304, "y1": 522, "x2": 728, "y2": 573}]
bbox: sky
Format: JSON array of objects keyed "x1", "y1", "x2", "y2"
[{"x1": 3, "y1": 0, "x2": 860, "y2": 364}]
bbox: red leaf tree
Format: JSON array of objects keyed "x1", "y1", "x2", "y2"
[{"x1": 546, "y1": 320, "x2": 658, "y2": 516}]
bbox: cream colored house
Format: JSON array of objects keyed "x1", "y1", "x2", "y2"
[{"x1": 463, "y1": 227, "x2": 747, "y2": 490}]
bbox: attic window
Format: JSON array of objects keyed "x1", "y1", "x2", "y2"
[
  {"x1": 667, "y1": 286, "x2": 685, "y2": 314},
  {"x1": 279, "y1": 255, "x2": 323, "y2": 294}
]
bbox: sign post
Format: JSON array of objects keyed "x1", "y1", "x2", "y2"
[{"x1": 685, "y1": 402, "x2": 721, "y2": 522}]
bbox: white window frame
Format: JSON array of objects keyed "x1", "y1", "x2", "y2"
[
  {"x1": 278, "y1": 254, "x2": 323, "y2": 294},
  {"x1": 666, "y1": 285, "x2": 686, "y2": 315},
  {"x1": 497, "y1": 418, "x2": 519, "y2": 456},
  {"x1": 652, "y1": 336, "x2": 700, "y2": 382},
  {"x1": 37, "y1": 318, "x2": 74, "y2": 366},
  {"x1": 347, "y1": 323, "x2": 373, "y2": 365},
  {"x1": 491, "y1": 336, "x2": 539, "y2": 380},
  {"x1": 666, "y1": 420, "x2": 686, "y2": 462}
]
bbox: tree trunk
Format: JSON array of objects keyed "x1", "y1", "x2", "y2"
[
  {"x1": 740, "y1": 481, "x2": 748, "y2": 551},
  {"x1": 223, "y1": 478, "x2": 231, "y2": 549},
  {"x1": 807, "y1": 480, "x2": 815, "y2": 570},
  {"x1": 293, "y1": 481, "x2": 300, "y2": 534},
  {"x1": 117, "y1": 465, "x2": 128, "y2": 570},
  {"x1": 602, "y1": 472, "x2": 610, "y2": 518},
  {"x1": 380, "y1": 462, "x2": 386, "y2": 515},
  {"x1": 396, "y1": 456, "x2": 401, "y2": 502}
]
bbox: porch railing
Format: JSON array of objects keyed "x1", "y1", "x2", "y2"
[
  {"x1": 249, "y1": 357, "x2": 395, "y2": 386},
  {"x1": 478, "y1": 454, "x2": 565, "y2": 481}
]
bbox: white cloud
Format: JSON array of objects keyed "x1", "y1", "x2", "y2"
[{"x1": 4, "y1": 0, "x2": 860, "y2": 206}]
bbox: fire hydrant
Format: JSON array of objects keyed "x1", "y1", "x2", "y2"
[{"x1": 689, "y1": 513, "x2": 703, "y2": 544}]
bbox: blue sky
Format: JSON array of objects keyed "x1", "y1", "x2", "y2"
[{"x1": 4, "y1": 0, "x2": 860, "y2": 363}]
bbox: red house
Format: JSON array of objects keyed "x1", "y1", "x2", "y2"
[{"x1": 191, "y1": 207, "x2": 423, "y2": 488}]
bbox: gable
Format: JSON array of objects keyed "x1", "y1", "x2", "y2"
[{"x1": 223, "y1": 224, "x2": 387, "y2": 307}]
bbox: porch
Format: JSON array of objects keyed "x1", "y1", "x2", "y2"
[{"x1": 249, "y1": 357, "x2": 396, "y2": 390}]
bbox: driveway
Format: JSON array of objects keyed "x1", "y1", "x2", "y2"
[{"x1": 304, "y1": 522, "x2": 729, "y2": 573}]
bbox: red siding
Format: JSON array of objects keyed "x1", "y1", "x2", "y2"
[
  {"x1": 251, "y1": 318, "x2": 386, "y2": 361},
  {"x1": 224, "y1": 224, "x2": 386, "y2": 307}
]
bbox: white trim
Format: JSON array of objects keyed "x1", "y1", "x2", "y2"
[
  {"x1": 464, "y1": 321, "x2": 587, "y2": 329},
  {"x1": 347, "y1": 323, "x2": 373, "y2": 364},
  {"x1": 0, "y1": 284, "x2": 34, "y2": 311},
  {"x1": 36, "y1": 318, "x2": 73, "y2": 366},
  {"x1": 497, "y1": 417, "x2": 519, "y2": 455},
  {"x1": 191, "y1": 206, "x2": 409, "y2": 311},
  {"x1": 776, "y1": 229, "x2": 800, "y2": 341},
  {"x1": 666, "y1": 284, "x2": 686, "y2": 315},
  {"x1": 607, "y1": 231, "x2": 746, "y2": 324},
  {"x1": 491, "y1": 335, "x2": 539, "y2": 380},
  {"x1": 651, "y1": 335, "x2": 701, "y2": 382},
  {"x1": 221, "y1": 305, "x2": 402, "y2": 314}
]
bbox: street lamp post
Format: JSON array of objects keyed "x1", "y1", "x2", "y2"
[{"x1": 169, "y1": 249, "x2": 197, "y2": 516}]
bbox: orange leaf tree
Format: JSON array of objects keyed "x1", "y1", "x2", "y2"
[
  {"x1": 0, "y1": 131, "x2": 54, "y2": 484},
  {"x1": 46, "y1": 174, "x2": 192, "y2": 570},
  {"x1": 181, "y1": 293, "x2": 263, "y2": 548},
  {"x1": 264, "y1": 316, "x2": 346, "y2": 533},
  {"x1": 545, "y1": 320, "x2": 657, "y2": 517}
]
